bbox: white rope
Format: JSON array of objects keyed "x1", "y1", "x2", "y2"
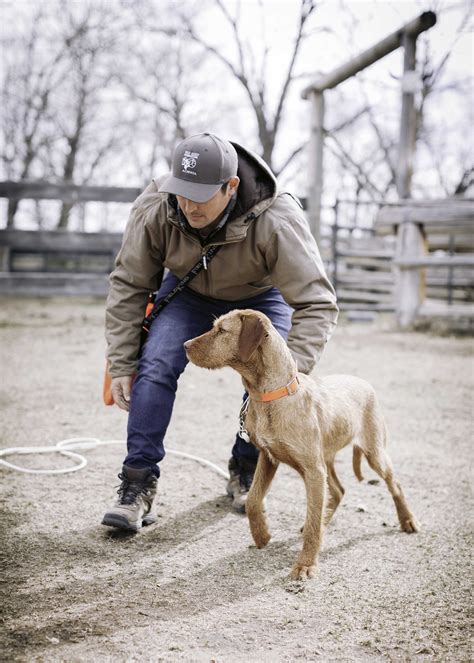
[{"x1": 0, "y1": 438, "x2": 230, "y2": 479}]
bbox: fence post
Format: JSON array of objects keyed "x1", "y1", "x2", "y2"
[
  {"x1": 394, "y1": 213, "x2": 427, "y2": 327},
  {"x1": 307, "y1": 90, "x2": 325, "y2": 244},
  {"x1": 331, "y1": 199, "x2": 339, "y2": 292},
  {"x1": 394, "y1": 31, "x2": 427, "y2": 328}
]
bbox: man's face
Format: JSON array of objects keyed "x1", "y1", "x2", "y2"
[{"x1": 177, "y1": 177, "x2": 239, "y2": 229}]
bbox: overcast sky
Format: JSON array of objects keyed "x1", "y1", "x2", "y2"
[{"x1": 1, "y1": 0, "x2": 471, "y2": 231}]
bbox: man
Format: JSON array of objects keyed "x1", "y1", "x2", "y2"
[{"x1": 102, "y1": 132, "x2": 338, "y2": 531}]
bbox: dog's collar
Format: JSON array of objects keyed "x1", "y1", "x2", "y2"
[{"x1": 251, "y1": 375, "x2": 300, "y2": 403}]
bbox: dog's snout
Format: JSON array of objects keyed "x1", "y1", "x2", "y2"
[{"x1": 183, "y1": 340, "x2": 192, "y2": 350}]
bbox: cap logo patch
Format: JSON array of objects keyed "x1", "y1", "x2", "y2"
[{"x1": 181, "y1": 150, "x2": 200, "y2": 176}]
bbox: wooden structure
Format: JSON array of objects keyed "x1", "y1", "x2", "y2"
[
  {"x1": 318, "y1": 199, "x2": 394, "y2": 312},
  {"x1": 1, "y1": 180, "x2": 142, "y2": 229},
  {"x1": 0, "y1": 181, "x2": 141, "y2": 205},
  {"x1": 375, "y1": 199, "x2": 474, "y2": 326},
  {"x1": 0, "y1": 181, "x2": 137, "y2": 295},
  {"x1": 0, "y1": 229, "x2": 122, "y2": 296},
  {"x1": 301, "y1": 11, "x2": 437, "y2": 243},
  {"x1": 1, "y1": 182, "x2": 472, "y2": 333}
]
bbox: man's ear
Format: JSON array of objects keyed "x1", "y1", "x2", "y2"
[
  {"x1": 238, "y1": 314, "x2": 265, "y2": 363},
  {"x1": 228, "y1": 175, "x2": 240, "y2": 197}
]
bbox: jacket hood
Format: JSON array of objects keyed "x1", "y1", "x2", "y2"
[{"x1": 229, "y1": 141, "x2": 277, "y2": 221}]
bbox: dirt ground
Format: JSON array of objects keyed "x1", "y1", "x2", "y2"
[{"x1": 0, "y1": 297, "x2": 472, "y2": 662}]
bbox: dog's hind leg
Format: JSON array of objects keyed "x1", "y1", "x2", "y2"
[
  {"x1": 246, "y1": 451, "x2": 279, "y2": 549},
  {"x1": 364, "y1": 447, "x2": 419, "y2": 533},
  {"x1": 324, "y1": 460, "x2": 345, "y2": 527},
  {"x1": 361, "y1": 401, "x2": 419, "y2": 533},
  {"x1": 291, "y1": 462, "x2": 327, "y2": 580}
]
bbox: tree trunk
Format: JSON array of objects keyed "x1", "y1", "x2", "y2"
[
  {"x1": 7, "y1": 200, "x2": 19, "y2": 228},
  {"x1": 57, "y1": 201, "x2": 74, "y2": 229}
]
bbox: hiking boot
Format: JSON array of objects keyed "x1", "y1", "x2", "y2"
[
  {"x1": 101, "y1": 465, "x2": 158, "y2": 532},
  {"x1": 226, "y1": 456, "x2": 257, "y2": 513}
]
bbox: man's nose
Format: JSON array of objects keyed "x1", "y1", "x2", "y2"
[{"x1": 184, "y1": 199, "x2": 199, "y2": 213}]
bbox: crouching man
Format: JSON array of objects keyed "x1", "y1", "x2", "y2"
[{"x1": 102, "y1": 132, "x2": 338, "y2": 531}]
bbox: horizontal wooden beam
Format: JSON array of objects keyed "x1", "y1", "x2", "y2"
[
  {"x1": 395, "y1": 255, "x2": 474, "y2": 268},
  {"x1": 338, "y1": 302, "x2": 395, "y2": 312},
  {"x1": 337, "y1": 249, "x2": 394, "y2": 259},
  {"x1": 417, "y1": 301, "x2": 474, "y2": 318},
  {"x1": 302, "y1": 11, "x2": 436, "y2": 97},
  {"x1": 375, "y1": 199, "x2": 474, "y2": 235},
  {"x1": 0, "y1": 229, "x2": 123, "y2": 252},
  {"x1": 0, "y1": 272, "x2": 109, "y2": 297},
  {"x1": 0, "y1": 181, "x2": 142, "y2": 203},
  {"x1": 336, "y1": 289, "x2": 393, "y2": 303}
]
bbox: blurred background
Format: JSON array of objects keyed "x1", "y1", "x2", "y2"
[{"x1": 0, "y1": 0, "x2": 472, "y2": 325}]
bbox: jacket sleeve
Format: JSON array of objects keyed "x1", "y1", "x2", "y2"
[
  {"x1": 265, "y1": 208, "x2": 338, "y2": 374},
  {"x1": 105, "y1": 203, "x2": 164, "y2": 378}
]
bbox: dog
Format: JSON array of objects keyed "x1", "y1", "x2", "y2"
[{"x1": 184, "y1": 309, "x2": 419, "y2": 581}]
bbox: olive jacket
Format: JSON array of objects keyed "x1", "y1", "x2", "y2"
[{"x1": 105, "y1": 142, "x2": 338, "y2": 377}]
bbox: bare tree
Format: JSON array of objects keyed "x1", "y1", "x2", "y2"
[
  {"x1": 1, "y1": 6, "x2": 81, "y2": 226},
  {"x1": 325, "y1": 2, "x2": 473, "y2": 203},
  {"x1": 118, "y1": 34, "x2": 206, "y2": 182},
  {"x1": 53, "y1": 2, "x2": 130, "y2": 228},
  {"x1": 1, "y1": 1, "x2": 137, "y2": 229},
  {"x1": 162, "y1": 0, "x2": 320, "y2": 173}
]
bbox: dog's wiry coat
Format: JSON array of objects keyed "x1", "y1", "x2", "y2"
[{"x1": 185, "y1": 309, "x2": 419, "y2": 581}]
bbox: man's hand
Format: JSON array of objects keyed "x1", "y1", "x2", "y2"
[{"x1": 111, "y1": 375, "x2": 133, "y2": 411}]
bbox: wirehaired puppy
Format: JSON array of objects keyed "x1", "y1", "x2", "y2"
[{"x1": 184, "y1": 309, "x2": 419, "y2": 580}]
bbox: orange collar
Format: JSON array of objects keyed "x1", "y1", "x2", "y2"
[{"x1": 251, "y1": 375, "x2": 300, "y2": 403}]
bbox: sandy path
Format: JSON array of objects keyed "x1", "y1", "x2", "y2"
[{"x1": 1, "y1": 298, "x2": 472, "y2": 662}]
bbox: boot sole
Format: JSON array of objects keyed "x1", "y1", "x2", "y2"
[
  {"x1": 101, "y1": 514, "x2": 157, "y2": 531},
  {"x1": 101, "y1": 514, "x2": 139, "y2": 532}
]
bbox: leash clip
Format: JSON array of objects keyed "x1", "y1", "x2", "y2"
[
  {"x1": 286, "y1": 375, "x2": 299, "y2": 396},
  {"x1": 239, "y1": 396, "x2": 251, "y2": 443}
]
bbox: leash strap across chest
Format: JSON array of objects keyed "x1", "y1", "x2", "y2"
[{"x1": 142, "y1": 244, "x2": 222, "y2": 333}]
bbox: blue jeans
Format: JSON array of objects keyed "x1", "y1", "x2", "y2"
[{"x1": 125, "y1": 273, "x2": 292, "y2": 477}]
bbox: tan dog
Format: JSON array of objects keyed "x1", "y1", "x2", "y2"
[{"x1": 184, "y1": 310, "x2": 419, "y2": 580}]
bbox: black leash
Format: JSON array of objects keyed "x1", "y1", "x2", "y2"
[
  {"x1": 141, "y1": 194, "x2": 237, "y2": 337},
  {"x1": 142, "y1": 244, "x2": 222, "y2": 334}
]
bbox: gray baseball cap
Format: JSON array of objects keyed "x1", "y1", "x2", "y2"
[{"x1": 158, "y1": 133, "x2": 239, "y2": 203}]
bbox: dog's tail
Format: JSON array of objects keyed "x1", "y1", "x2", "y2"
[{"x1": 352, "y1": 445, "x2": 364, "y2": 482}]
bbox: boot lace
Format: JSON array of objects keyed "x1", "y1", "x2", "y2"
[{"x1": 116, "y1": 473, "x2": 149, "y2": 505}]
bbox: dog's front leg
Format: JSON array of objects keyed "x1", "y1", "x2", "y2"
[
  {"x1": 246, "y1": 451, "x2": 278, "y2": 548},
  {"x1": 291, "y1": 463, "x2": 327, "y2": 580}
]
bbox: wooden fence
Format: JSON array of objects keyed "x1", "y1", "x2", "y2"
[
  {"x1": 0, "y1": 229, "x2": 122, "y2": 296},
  {"x1": 320, "y1": 198, "x2": 474, "y2": 323},
  {"x1": 1, "y1": 181, "x2": 473, "y2": 328},
  {"x1": 375, "y1": 198, "x2": 474, "y2": 326}
]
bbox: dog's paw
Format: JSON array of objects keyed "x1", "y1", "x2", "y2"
[
  {"x1": 253, "y1": 530, "x2": 271, "y2": 548},
  {"x1": 401, "y1": 516, "x2": 420, "y2": 533},
  {"x1": 290, "y1": 563, "x2": 317, "y2": 581}
]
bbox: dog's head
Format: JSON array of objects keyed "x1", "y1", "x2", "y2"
[{"x1": 184, "y1": 309, "x2": 271, "y2": 370}]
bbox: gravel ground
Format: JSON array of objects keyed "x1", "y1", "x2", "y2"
[{"x1": 0, "y1": 297, "x2": 472, "y2": 662}]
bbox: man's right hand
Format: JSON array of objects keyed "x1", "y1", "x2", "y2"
[{"x1": 111, "y1": 376, "x2": 133, "y2": 411}]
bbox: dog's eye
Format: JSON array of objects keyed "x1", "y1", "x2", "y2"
[{"x1": 218, "y1": 327, "x2": 228, "y2": 334}]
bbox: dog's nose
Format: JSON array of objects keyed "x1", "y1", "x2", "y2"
[{"x1": 183, "y1": 340, "x2": 192, "y2": 350}]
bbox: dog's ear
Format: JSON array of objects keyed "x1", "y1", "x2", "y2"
[{"x1": 238, "y1": 314, "x2": 265, "y2": 363}]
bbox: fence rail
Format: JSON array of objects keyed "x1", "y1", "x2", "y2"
[
  {"x1": 0, "y1": 180, "x2": 141, "y2": 204},
  {"x1": 1, "y1": 181, "x2": 473, "y2": 328},
  {"x1": 0, "y1": 229, "x2": 122, "y2": 296}
]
